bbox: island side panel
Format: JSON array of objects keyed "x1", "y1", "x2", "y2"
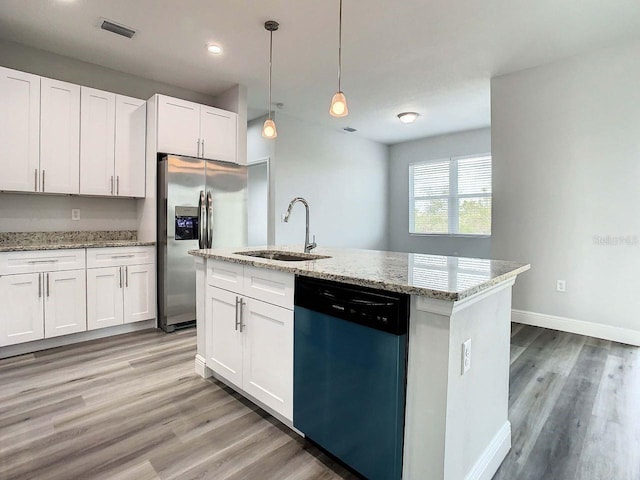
[
  {"x1": 194, "y1": 256, "x2": 210, "y2": 377},
  {"x1": 403, "y1": 298, "x2": 452, "y2": 479},
  {"x1": 443, "y1": 281, "x2": 514, "y2": 480}
]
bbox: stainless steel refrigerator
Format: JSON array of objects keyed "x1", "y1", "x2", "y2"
[{"x1": 158, "y1": 155, "x2": 247, "y2": 332}]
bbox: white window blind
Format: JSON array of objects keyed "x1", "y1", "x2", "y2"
[{"x1": 409, "y1": 154, "x2": 491, "y2": 235}]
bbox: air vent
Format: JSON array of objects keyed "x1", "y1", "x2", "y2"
[
  {"x1": 100, "y1": 19, "x2": 136, "y2": 39},
  {"x1": 343, "y1": 127, "x2": 357, "y2": 132}
]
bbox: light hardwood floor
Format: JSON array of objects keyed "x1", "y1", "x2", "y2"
[{"x1": 0, "y1": 325, "x2": 638, "y2": 480}]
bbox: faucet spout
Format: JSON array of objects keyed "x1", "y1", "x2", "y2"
[{"x1": 283, "y1": 197, "x2": 317, "y2": 253}]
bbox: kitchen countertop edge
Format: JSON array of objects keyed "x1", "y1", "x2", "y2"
[{"x1": 0, "y1": 240, "x2": 156, "y2": 252}]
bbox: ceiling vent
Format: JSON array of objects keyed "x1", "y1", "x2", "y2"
[
  {"x1": 343, "y1": 127, "x2": 357, "y2": 132},
  {"x1": 100, "y1": 19, "x2": 136, "y2": 39}
]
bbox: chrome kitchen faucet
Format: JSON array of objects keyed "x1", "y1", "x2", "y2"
[{"x1": 283, "y1": 197, "x2": 317, "y2": 253}]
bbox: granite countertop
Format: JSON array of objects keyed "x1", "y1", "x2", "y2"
[
  {"x1": 189, "y1": 245, "x2": 530, "y2": 301},
  {"x1": 0, "y1": 231, "x2": 155, "y2": 252}
]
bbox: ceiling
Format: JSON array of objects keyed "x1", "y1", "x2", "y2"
[{"x1": 0, "y1": 0, "x2": 639, "y2": 145}]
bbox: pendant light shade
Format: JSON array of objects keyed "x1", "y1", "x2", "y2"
[
  {"x1": 262, "y1": 118, "x2": 277, "y2": 139},
  {"x1": 330, "y1": 92, "x2": 348, "y2": 117},
  {"x1": 262, "y1": 20, "x2": 279, "y2": 139},
  {"x1": 329, "y1": 0, "x2": 348, "y2": 118}
]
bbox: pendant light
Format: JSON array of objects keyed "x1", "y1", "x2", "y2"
[
  {"x1": 262, "y1": 20, "x2": 279, "y2": 139},
  {"x1": 329, "y1": 0, "x2": 348, "y2": 117}
]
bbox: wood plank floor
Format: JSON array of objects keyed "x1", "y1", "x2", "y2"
[{"x1": 0, "y1": 325, "x2": 638, "y2": 479}]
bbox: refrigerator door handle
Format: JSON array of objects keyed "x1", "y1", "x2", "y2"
[
  {"x1": 206, "y1": 191, "x2": 213, "y2": 248},
  {"x1": 198, "y1": 190, "x2": 206, "y2": 249}
]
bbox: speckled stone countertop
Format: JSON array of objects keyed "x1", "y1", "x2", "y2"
[
  {"x1": 189, "y1": 246, "x2": 530, "y2": 301},
  {"x1": 0, "y1": 231, "x2": 155, "y2": 252}
]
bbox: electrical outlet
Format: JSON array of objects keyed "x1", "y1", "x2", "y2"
[
  {"x1": 71, "y1": 209, "x2": 81, "y2": 221},
  {"x1": 462, "y1": 339, "x2": 471, "y2": 375},
  {"x1": 556, "y1": 280, "x2": 566, "y2": 292}
]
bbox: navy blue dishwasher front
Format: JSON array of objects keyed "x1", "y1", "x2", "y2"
[{"x1": 293, "y1": 277, "x2": 408, "y2": 480}]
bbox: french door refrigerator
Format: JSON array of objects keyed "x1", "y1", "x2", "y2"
[{"x1": 158, "y1": 155, "x2": 247, "y2": 332}]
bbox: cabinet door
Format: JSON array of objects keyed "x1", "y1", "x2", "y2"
[
  {"x1": 206, "y1": 286, "x2": 243, "y2": 387},
  {"x1": 87, "y1": 267, "x2": 123, "y2": 330},
  {"x1": 242, "y1": 298, "x2": 293, "y2": 420},
  {"x1": 157, "y1": 95, "x2": 200, "y2": 157},
  {"x1": 115, "y1": 95, "x2": 146, "y2": 197},
  {"x1": 80, "y1": 87, "x2": 116, "y2": 196},
  {"x1": 0, "y1": 67, "x2": 40, "y2": 192},
  {"x1": 0, "y1": 273, "x2": 44, "y2": 346},
  {"x1": 123, "y1": 263, "x2": 156, "y2": 324},
  {"x1": 44, "y1": 269, "x2": 86, "y2": 338},
  {"x1": 40, "y1": 78, "x2": 80, "y2": 194},
  {"x1": 200, "y1": 106, "x2": 237, "y2": 163}
]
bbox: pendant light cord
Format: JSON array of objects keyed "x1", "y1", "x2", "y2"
[
  {"x1": 268, "y1": 30, "x2": 273, "y2": 119},
  {"x1": 338, "y1": 0, "x2": 343, "y2": 92}
]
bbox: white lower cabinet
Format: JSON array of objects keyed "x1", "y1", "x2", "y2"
[
  {"x1": 205, "y1": 266, "x2": 294, "y2": 421},
  {"x1": 85, "y1": 247, "x2": 156, "y2": 331},
  {"x1": 0, "y1": 269, "x2": 86, "y2": 346},
  {"x1": 44, "y1": 269, "x2": 86, "y2": 338},
  {"x1": 0, "y1": 273, "x2": 44, "y2": 346}
]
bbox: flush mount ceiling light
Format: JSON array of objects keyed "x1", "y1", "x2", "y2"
[
  {"x1": 329, "y1": 0, "x2": 348, "y2": 117},
  {"x1": 207, "y1": 44, "x2": 223, "y2": 55},
  {"x1": 398, "y1": 112, "x2": 420, "y2": 124},
  {"x1": 262, "y1": 20, "x2": 279, "y2": 139}
]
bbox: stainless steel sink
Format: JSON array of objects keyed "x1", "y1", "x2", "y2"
[{"x1": 234, "y1": 250, "x2": 331, "y2": 262}]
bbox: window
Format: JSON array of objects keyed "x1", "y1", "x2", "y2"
[{"x1": 409, "y1": 154, "x2": 491, "y2": 235}]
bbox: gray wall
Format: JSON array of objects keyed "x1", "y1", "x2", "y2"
[
  {"x1": 491, "y1": 40, "x2": 640, "y2": 335},
  {"x1": 388, "y1": 128, "x2": 491, "y2": 257},
  {"x1": 273, "y1": 114, "x2": 389, "y2": 250}
]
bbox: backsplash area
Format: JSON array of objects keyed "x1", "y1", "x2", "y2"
[{"x1": 0, "y1": 193, "x2": 138, "y2": 233}]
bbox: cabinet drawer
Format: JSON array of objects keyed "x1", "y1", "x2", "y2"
[
  {"x1": 0, "y1": 249, "x2": 85, "y2": 276},
  {"x1": 207, "y1": 260, "x2": 244, "y2": 292},
  {"x1": 243, "y1": 266, "x2": 294, "y2": 310},
  {"x1": 87, "y1": 246, "x2": 155, "y2": 268}
]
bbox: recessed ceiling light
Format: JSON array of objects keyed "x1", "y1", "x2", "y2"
[
  {"x1": 207, "y1": 44, "x2": 223, "y2": 55},
  {"x1": 397, "y1": 112, "x2": 419, "y2": 124}
]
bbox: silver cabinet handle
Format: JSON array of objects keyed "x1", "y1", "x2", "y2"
[
  {"x1": 119, "y1": 266, "x2": 122, "y2": 289},
  {"x1": 239, "y1": 299, "x2": 245, "y2": 332},
  {"x1": 28, "y1": 260, "x2": 57, "y2": 264},
  {"x1": 38, "y1": 273, "x2": 42, "y2": 298},
  {"x1": 111, "y1": 254, "x2": 134, "y2": 259},
  {"x1": 235, "y1": 296, "x2": 241, "y2": 331},
  {"x1": 125, "y1": 266, "x2": 128, "y2": 288},
  {"x1": 201, "y1": 139, "x2": 205, "y2": 158},
  {"x1": 197, "y1": 139, "x2": 201, "y2": 158},
  {"x1": 42, "y1": 170, "x2": 45, "y2": 192},
  {"x1": 116, "y1": 176, "x2": 120, "y2": 196},
  {"x1": 34, "y1": 169, "x2": 38, "y2": 192},
  {"x1": 46, "y1": 273, "x2": 50, "y2": 298},
  {"x1": 110, "y1": 176, "x2": 114, "y2": 195}
]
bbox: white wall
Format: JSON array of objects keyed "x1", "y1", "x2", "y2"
[
  {"x1": 273, "y1": 114, "x2": 389, "y2": 250},
  {"x1": 247, "y1": 162, "x2": 269, "y2": 246},
  {"x1": 388, "y1": 128, "x2": 491, "y2": 257},
  {"x1": 491, "y1": 40, "x2": 640, "y2": 344},
  {"x1": 247, "y1": 116, "x2": 276, "y2": 244},
  {"x1": 0, "y1": 194, "x2": 137, "y2": 232}
]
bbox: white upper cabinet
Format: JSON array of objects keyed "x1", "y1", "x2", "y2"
[
  {"x1": 157, "y1": 96, "x2": 200, "y2": 158},
  {"x1": 40, "y1": 78, "x2": 80, "y2": 194},
  {"x1": 80, "y1": 87, "x2": 116, "y2": 196},
  {"x1": 115, "y1": 95, "x2": 146, "y2": 197},
  {"x1": 0, "y1": 67, "x2": 40, "y2": 193},
  {"x1": 156, "y1": 95, "x2": 238, "y2": 163}
]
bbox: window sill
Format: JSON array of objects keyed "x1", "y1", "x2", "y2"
[{"x1": 409, "y1": 233, "x2": 491, "y2": 239}]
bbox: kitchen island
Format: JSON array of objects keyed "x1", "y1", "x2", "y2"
[{"x1": 189, "y1": 246, "x2": 529, "y2": 480}]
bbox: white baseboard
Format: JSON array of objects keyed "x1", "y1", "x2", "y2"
[
  {"x1": 194, "y1": 354, "x2": 211, "y2": 378},
  {"x1": 512, "y1": 309, "x2": 640, "y2": 347},
  {"x1": 465, "y1": 421, "x2": 511, "y2": 480},
  {"x1": 0, "y1": 320, "x2": 156, "y2": 359}
]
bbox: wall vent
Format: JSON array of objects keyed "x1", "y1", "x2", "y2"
[
  {"x1": 100, "y1": 19, "x2": 136, "y2": 39},
  {"x1": 343, "y1": 127, "x2": 357, "y2": 132}
]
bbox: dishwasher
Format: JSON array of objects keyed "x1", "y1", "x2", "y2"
[{"x1": 294, "y1": 276, "x2": 409, "y2": 480}]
